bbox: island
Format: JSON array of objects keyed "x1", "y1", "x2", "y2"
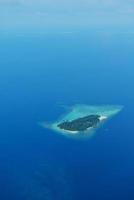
[
  {"x1": 57, "y1": 115, "x2": 101, "y2": 132},
  {"x1": 40, "y1": 104, "x2": 123, "y2": 139}
]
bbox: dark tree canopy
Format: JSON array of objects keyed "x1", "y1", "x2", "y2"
[{"x1": 57, "y1": 115, "x2": 100, "y2": 131}]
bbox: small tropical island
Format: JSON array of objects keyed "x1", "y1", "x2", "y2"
[
  {"x1": 57, "y1": 115, "x2": 101, "y2": 132},
  {"x1": 41, "y1": 104, "x2": 123, "y2": 139}
]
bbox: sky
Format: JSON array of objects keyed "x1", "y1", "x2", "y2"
[{"x1": 0, "y1": 0, "x2": 134, "y2": 33}]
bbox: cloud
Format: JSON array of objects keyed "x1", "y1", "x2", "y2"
[
  {"x1": 0, "y1": 0, "x2": 134, "y2": 32},
  {"x1": 1, "y1": 0, "x2": 134, "y2": 15}
]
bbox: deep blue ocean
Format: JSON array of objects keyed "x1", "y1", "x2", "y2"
[{"x1": 0, "y1": 31, "x2": 134, "y2": 200}]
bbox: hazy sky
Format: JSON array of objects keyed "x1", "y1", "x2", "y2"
[{"x1": 1, "y1": 0, "x2": 134, "y2": 32}]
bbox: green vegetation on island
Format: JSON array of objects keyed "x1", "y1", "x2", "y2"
[{"x1": 57, "y1": 115, "x2": 101, "y2": 131}]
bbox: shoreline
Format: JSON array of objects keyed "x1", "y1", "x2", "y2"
[{"x1": 56, "y1": 115, "x2": 108, "y2": 134}]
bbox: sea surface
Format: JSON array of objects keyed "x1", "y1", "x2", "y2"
[{"x1": 0, "y1": 31, "x2": 134, "y2": 200}]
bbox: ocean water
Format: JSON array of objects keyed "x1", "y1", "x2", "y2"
[{"x1": 0, "y1": 31, "x2": 134, "y2": 200}]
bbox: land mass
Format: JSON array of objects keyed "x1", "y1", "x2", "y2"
[{"x1": 57, "y1": 115, "x2": 101, "y2": 132}]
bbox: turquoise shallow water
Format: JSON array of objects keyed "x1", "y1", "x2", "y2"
[{"x1": 0, "y1": 32, "x2": 134, "y2": 200}]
